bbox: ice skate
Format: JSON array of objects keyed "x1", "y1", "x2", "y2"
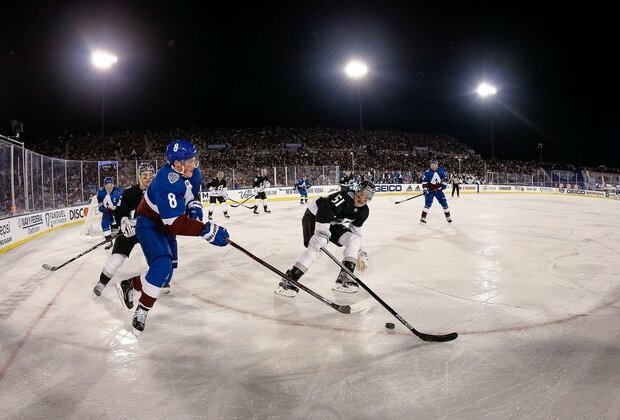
[
  {"x1": 332, "y1": 262, "x2": 359, "y2": 293},
  {"x1": 274, "y1": 268, "x2": 302, "y2": 298},
  {"x1": 116, "y1": 279, "x2": 135, "y2": 309},
  {"x1": 132, "y1": 304, "x2": 149, "y2": 335},
  {"x1": 92, "y1": 281, "x2": 106, "y2": 298}
]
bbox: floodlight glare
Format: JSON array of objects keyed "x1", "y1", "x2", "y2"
[
  {"x1": 345, "y1": 60, "x2": 368, "y2": 79},
  {"x1": 91, "y1": 50, "x2": 118, "y2": 70},
  {"x1": 477, "y1": 82, "x2": 497, "y2": 98}
]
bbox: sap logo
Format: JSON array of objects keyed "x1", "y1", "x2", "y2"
[
  {"x1": 70, "y1": 208, "x2": 87, "y2": 220},
  {"x1": 0, "y1": 223, "x2": 10, "y2": 236},
  {"x1": 374, "y1": 185, "x2": 402, "y2": 192}
]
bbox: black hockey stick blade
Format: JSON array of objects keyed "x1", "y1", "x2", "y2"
[
  {"x1": 225, "y1": 238, "x2": 370, "y2": 314},
  {"x1": 41, "y1": 263, "x2": 59, "y2": 272},
  {"x1": 321, "y1": 247, "x2": 458, "y2": 342},
  {"x1": 395, "y1": 193, "x2": 424, "y2": 204},
  {"x1": 42, "y1": 235, "x2": 119, "y2": 272}
]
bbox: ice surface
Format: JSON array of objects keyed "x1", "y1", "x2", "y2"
[{"x1": 1, "y1": 194, "x2": 619, "y2": 419}]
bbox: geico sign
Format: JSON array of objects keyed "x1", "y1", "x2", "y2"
[
  {"x1": 374, "y1": 185, "x2": 402, "y2": 192},
  {"x1": 70, "y1": 208, "x2": 87, "y2": 220}
]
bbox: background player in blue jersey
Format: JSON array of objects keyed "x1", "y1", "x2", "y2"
[
  {"x1": 294, "y1": 176, "x2": 312, "y2": 204},
  {"x1": 420, "y1": 158, "x2": 452, "y2": 224},
  {"x1": 96, "y1": 177, "x2": 122, "y2": 246},
  {"x1": 115, "y1": 139, "x2": 230, "y2": 335}
]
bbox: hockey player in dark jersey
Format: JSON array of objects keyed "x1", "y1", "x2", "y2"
[
  {"x1": 339, "y1": 170, "x2": 352, "y2": 191},
  {"x1": 115, "y1": 140, "x2": 230, "y2": 334},
  {"x1": 92, "y1": 163, "x2": 156, "y2": 297},
  {"x1": 206, "y1": 170, "x2": 230, "y2": 220},
  {"x1": 252, "y1": 168, "x2": 271, "y2": 214},
  {"x1": 275, "y1": 180, "x2": 375, "y2": 297},
  {"x1": 420, "y1": 158, "x2": 452, "y2": 224}
]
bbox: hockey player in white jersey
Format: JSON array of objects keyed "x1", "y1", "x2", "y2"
[
  {"x1": 275, "y1": 180, "x2": 375, "y2": 297},
  {"x1": 115, "y1": 140, "x2": 230, "y2": 334}
]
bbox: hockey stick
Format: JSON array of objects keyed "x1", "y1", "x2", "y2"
[
  {"x1": 394, "y1": 193, "x2": 424, "y2": 204},
  {"x1": 229, "y1": 195, "x2": 255, "y2": 208},
  {"x1": 227, "y1": 197, "x2": 256, "y2": 210},
  {"x1": 225, "y1": 239, "x2": 370, "y2": 314},
  {"x1": 321, "y1": 247, "x2": 458, "y2": 342},
  {"x1": 42, "y1": 234, "x2": 120, "y2": 271}
]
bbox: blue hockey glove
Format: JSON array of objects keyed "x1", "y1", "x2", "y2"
[
  {"x1": 98, "y1": 203, "x2": 105, "y2": 213},
  {"x1": 187, "y1": 200, "x2": 204, "y2": 221},
  {"x1": 200, "y1": 222, "x2": 229, "y2": 247}
]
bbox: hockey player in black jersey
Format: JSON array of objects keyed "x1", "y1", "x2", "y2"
[
  {"x1": 92, "y1": 163, "x2": 155, "y2": 297},
  {"x1": 206, "y1": 171, "x2": 230, "y2": 220},
  {"x1": 339, "y1": 170, "x2": 352, "y2": 191},
  {"x1": 252, "y1": 168, "x2": 271, "y2": 214},
  {"x1": 275, "y1": 180, "x2": 375, "y2": 297}
]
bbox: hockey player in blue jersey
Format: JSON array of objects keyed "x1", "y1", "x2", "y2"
[
  {"x1": 115, "y1": 139, "x2": 230, "y2": 334},
  {"x1": 294, "y1": 176, "x2": 312, "y2": 204},
  {"x1": 96, "y1": 177, "x2": 122, "y2": 246},
  {"x1": 420, "y1": 158, "x2": 452, "y2": 224}
]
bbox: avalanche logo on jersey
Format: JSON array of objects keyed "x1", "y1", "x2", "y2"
[
  {"x1": 102, "y1": 194, "x2": 118, "y2": 210},
  {"x1": 429, "y1": 171, "x2": 443, "y2": 187}
]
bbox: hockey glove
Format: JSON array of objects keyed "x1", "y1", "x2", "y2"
[
  {"x1": 357, "y1": 249, "x2": 370, "y2": 272},
  {"x1": 308, "y1": 230, "x2": 330, "y2": 251},
  {"x1": 187, "y1": 200, "x2": 204, "y2": 221},
  {"x1": 120, "y1": 217, "x2": 137, "y2": 238},
  {"x1": 264, "y1": 181, "x2": 271, "y2": 188},
  {"x1": 200, "y1": 222, "x2": 229, "y2": 247},
  {"x1": 441, "y1": 182, "x2": 448, "y2": 190},
  {"x1": 98, "y1": 203, "x2": 105, "y2": 213}
]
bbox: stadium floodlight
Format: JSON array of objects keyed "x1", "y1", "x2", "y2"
[
  {"x1": 91, "y1": 50, "x2": 118, "y2": 70},
  {"x1": 91, "y1": 50, "x2": 118, "y2": 136},
  {"x1": 345, "y1": 60, "x2": 368, "y2": 79},
  {"x1": 476, "y1": 82, "x2": 497, "y2": 97},
  {"x1": 477, "y1": 82, "x2": 498, "y2": 159},
  {"x1": 344, "y1": 60, "x2": 368, "y2": 129}
]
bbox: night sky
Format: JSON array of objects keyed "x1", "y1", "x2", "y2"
[{"x1": 1, "y1": 1, "x2": 618, "y2": 167}]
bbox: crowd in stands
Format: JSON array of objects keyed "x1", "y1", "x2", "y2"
[
  {"x1": 2, "y1": 126, "x2": 616, "y2": 219},
  {"x1": 30, "y1": 127, "x2": 547, "y2": 183}
]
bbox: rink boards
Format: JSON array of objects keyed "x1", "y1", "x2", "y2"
[{"x1": 1, "y1": 184, "x2": 617, "y2": 254}]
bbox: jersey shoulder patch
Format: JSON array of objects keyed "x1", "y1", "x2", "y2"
[{"x1": 168, "y1": 172, "x2": 180, "y2": 184}]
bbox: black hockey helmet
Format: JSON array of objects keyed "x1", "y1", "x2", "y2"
[
  {"x1": 138, "y1": 162, "x2": 155, "y2": 175},
  {"x1": 356, "y1": 180, "x2": 375, "y2": 201}
]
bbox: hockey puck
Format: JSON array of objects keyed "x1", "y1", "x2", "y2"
[{"x1": 385, "y1": 322, "x2": 395, "y2": 329}]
